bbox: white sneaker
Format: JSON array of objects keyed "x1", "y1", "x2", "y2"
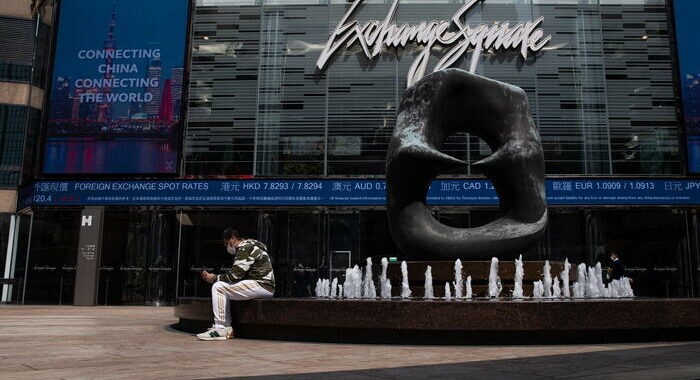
[{"x1": 196, "y1": 325, "x2": 233, "y2": 341}]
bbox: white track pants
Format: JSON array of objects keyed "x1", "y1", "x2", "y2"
[{"x1": 211, "y1": 280, "x2": 273, "y2": 328}]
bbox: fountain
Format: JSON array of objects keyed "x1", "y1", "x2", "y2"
[
  {"x1": 454, "y1": 259, "x2": 463, "y2": 299},
  {"x1": 572, "y1": 282, "x2": 582, "y2": 298},
  {"x1": 342, "y1": 268, "x2": 352, "y2": 298},
  {"x1": 354, "y1": 265, "x2": 363, "y2": 298},
  {"x1": 607, "y1": 277, "x2": 634, "y2": 298},
  {"x1": 342, "y1": 265, "x2": 362, "y2": 299},
  {"x1": 552, "y1": 276, "x2": 561, "y2": 298},
  {"x1": 424, "y1": 265, "x2": 434, "y2": 299},
  {"x1": 342, "y1": 269, "x2": 350, "y2": 298},
  {"x1": 315, "y1": 279, "x2": 322, "y2": 297},
  {"x1": 176, "y1": 256, "x2": 682, "y2": 346},
  {"x1": 401, "y1": 261, "x2": 412, "y2": 298},
  {"x1": 543, "y1": 260, "x2": 552, "y2": 298},
  {"x1": 621, "y1": 277, "x2": 634, "y2": 297},
  {"x1": 316, "y1": 278, "x2": 331, "y2": 298},
  {"x1": 561, "y1": 258, "x2": 571, "y2": 298},
  {"x1": 595, "y1": 263, "x2": 610, "y2": 298},
  {"x1": 533, "y1": 280, "x2": 544, "y2": 298},
  {"x1": 513, "y1": 255, "x2": 524, "y2": 299},
  {"x1": 465, "y1": 275, "x2": 472, "y2": 299},
  {"x1": 316, "y1": 279, "x2": 329, "y2": 298},
  {"x1": 330, "y1": 278, "x2": 338, "y2": 298},
  {"x1": 320, "y1": 258, "x2": 635, "y2": 301},
  {"x1": 587, "y1": 266, "x2": 600, "y2": 298},
  {"x1": 363, "y1": 258, "x2": 376, "y2": 298},
  {"x1": 574, "y1": 263, "x2": 587, "y2": 298},
  {"x1": 609, "y1": 279, "x2": 619, "y2": 298},
  {"x1": 488, "y1": 257, "x2": 500, "y2": 298},
  {"x1": 380, "y1": 257, "x2": 390, "y2": 298}
]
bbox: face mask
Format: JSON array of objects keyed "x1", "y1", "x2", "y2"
[{"x1": 226, "y1": 243, "x2": 236, "y2": 255}]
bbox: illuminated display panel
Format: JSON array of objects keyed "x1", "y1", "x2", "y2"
[
  {"x1": 42, "y1": 0, "x2": 189, "y2": 174},
  {"x1": 674, "y1": 0, "x2": 700, "y2": 173}
]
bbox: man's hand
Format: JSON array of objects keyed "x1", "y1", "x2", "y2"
[{"x1": 200, "y1": 270, "x2": 217, "y2": 284}]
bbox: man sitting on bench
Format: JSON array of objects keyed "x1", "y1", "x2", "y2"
[{"x1": 197, "y1": 228, "x2": 275, "y2": 341}]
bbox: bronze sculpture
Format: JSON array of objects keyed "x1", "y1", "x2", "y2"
[{"x1": 386, "y1": 69, "x2": 547, "y2": 260}]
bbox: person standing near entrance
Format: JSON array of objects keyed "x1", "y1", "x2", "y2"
[
  {"x1": 608, "y1": 252, "x2": 626, "y2": 281},
  {"x1": 197, "y1": 228, "x2": 275, "y2": 341}
]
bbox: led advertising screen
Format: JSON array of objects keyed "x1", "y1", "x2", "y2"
[
  {"x1": 43, "y1": 0, "x2": 189, "y2": 174},
  {"x1": 675, "y1": 0, "x2": 700, "y2": 173}
]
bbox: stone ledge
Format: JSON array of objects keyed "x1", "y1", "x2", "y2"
[{"x1": 175, "y1": 297, "x2": 700, "y2": 344}]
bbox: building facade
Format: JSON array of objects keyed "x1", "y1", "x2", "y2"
[
  {"x1": 0, "y1": 0, "x2": 54, "y2": 303},
  {"x1": 2, "y1": 0, "x2": 700, "y2": 305}
]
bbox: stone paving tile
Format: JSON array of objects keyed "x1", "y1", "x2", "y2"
[
  {"x1": 221, "y1": 343, "x2": 700, "y2": 380},
  {"x1": 0, "y1": 305, "x2": 695, "y2": 379}
]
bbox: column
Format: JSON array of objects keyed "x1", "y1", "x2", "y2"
[{"x1": 73, "y1": 207, "x2": 105, "y2": 306}]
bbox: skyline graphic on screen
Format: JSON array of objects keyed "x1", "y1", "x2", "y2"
[
  {"x1": 43, "y1": 0, "x2": 189, "y2": 174},
  {"x1": 674, "y1": 0, "x2": 700, "y2": 173}
]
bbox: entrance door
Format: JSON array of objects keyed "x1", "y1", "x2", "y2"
[
  {"x1": 287, "y1": 212, "x2": 322, "y2": 297},
  {"x1": 284, "y1": 211, "x2": 360, "y2": 297},
  {"x1": 327, "y1": 211, "x2": 360, "y2": 285}
]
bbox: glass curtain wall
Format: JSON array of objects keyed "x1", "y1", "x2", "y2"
[
  {"x1": 184, "y1": 0, "x2": 681, "y2": 177},
  {"x1": 14, "y1": 206, "x2": 700, "y2": 303}
]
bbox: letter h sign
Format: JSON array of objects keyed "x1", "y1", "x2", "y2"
[{"x1": 81, "y1": 215, "x2": 93, "y2": 227}]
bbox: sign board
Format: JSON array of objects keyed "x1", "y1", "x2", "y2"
[
  {"x1": 18, "y1": 179, "x2": 700, "y2": 208},
  {"x1": 317, "y1": 0, "x2": 551, "y2": 86},
  {"x1": 73, "y1": 207, "x2": 105, "y2": 306},
  {"x1": 43, "y1": 0, "x2": 190, "y2": 174}
]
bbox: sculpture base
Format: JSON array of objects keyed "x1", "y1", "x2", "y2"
[{"x1": 175, "y1": 297, "x2": 700, "y2": 344}]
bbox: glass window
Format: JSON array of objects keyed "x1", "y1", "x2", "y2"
[
  {"x1": 0, "y1": 61, "x2": 32, "y2": 83},
  {"x1": 183, "y1": 4, "x2": 262, "y2": 176},
  {"x1": 0, "y1": 105, "x2": 28, "y2": 187},
  {"x1": 545, "y1": 210, "x2": 586, "y2": 264},
  {"x1": 0, "y1": 16, "x2": 35, "y2": 80},
  {"x1": 603, "y1": 3, "x2": 680, "y2": 174},
  {"x1": 589, "y1": 210, "x2": 691, "y2": 297},
  {"x1": 0, "y1": 214, "x2": 31, "y2": 303},
  {"x1": 177, "y1": 210, "x2": 258, "y2": 298},
  {"x1": 0, "y1": 213, "x2": 11, "y2": 277},
  {"x1": 328, "y1": 212, "x2": 360, "y2": 279},
  {"x1": 255, "y1": 4, "x2": 329, "y2": 176},
  {"x1": 360, "y1": 210, "x2": 398, "y2": 261},
  {"x1": 20, "y1": 108, "x2": 40, "y2": 184},
  {"x1": 31, "y1": 18, "x2": 53, "y2": 88}
]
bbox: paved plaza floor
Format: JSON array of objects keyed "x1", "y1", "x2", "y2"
[{"x1": 0, "y1": 305, "x2": 698, "y2": 380}]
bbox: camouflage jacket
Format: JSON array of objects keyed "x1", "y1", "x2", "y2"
[{"x1": 218, "y1": 239, "x2": 275, "y2": 293}]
